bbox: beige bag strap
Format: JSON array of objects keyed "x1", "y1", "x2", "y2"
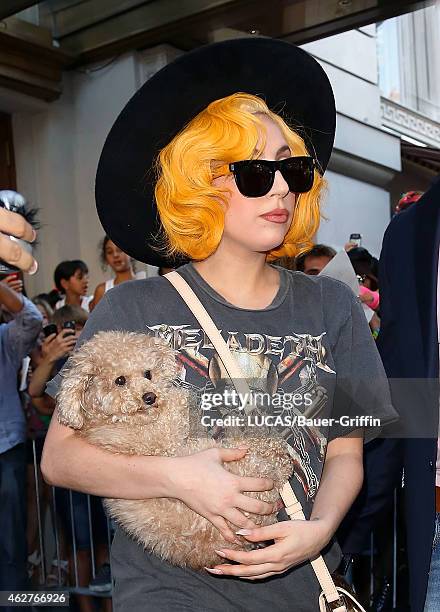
[
  {"x1": 164, "y1": 271, "x2": 256, "y2": 416},
  {"x1": 280, "y1": 482, "x2": 347, "y2": 612},
  {"x1": 164, "y1": 270, "x2": 349, "y2": 611}
]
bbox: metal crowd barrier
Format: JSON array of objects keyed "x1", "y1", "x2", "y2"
[{"x1": 29, "y1": 439, "x2": 113, "y2": 605}]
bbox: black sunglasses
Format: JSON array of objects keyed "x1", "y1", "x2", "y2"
[{"x1": 229, "y1": 156, "x2": 316, "y2": 198}]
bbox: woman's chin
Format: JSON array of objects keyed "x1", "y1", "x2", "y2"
[{"x1": 252, "y1": 234, "x2": 288, "y2": 254}]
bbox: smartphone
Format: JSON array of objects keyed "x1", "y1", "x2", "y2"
[
  {"x1": 62, "y1": 320, "x2": 76, "y2": 337},
  {"x1": 349, "y1": 233, "x2": 362, "y2": 248},
  {"x1": 43, "y1": 323, "x2": 58, "y2": 338}
]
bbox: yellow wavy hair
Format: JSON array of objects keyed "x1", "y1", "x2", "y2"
[{"x1": 154, "y1": 92, "x2": 325, "y2": 261}]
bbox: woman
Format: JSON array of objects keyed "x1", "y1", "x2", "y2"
[
  {"x1": 89, "y1": 237, "x2": 145, "y2": 311},
  {"x1": 41, "y1": 39, "x2": 396, "y2": 611}
]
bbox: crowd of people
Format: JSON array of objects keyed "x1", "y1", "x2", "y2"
[{"x1": 0, "y1": 233, "x2": 156, "y2": 610}]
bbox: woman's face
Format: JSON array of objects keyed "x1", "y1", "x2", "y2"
[
  {"x1": 105, "y1": 240, "x2": 131, "y2": 273},
  {"x1": 63, "y1": 269, "x2": 89, "y2": 296},
  {"x1": 214, "y1": 114, "x2": 297, "y2": 256}
]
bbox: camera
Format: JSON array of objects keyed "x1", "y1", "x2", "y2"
[
  {"x1": 349, "y1": 233, "x2": 362, "y2": 248},
  {"x1": 62, "y1": 320, "x2": 76, "y2": 337},
  {"x1": 43, "y1": 323, "x2": 58, "y2": 338}
]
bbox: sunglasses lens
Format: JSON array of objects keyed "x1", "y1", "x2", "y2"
[
  {"x1": 234, "y1": 162, "x2": 273, "y2": 197},
  {"x1": 282, "y1": 158, "x2": 315, "y2": 193}
]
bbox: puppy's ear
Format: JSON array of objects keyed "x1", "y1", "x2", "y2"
[{"x1": 56, "y1": 345, "x2": 95, "y2": 429}]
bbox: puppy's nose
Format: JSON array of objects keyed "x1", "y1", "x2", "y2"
[{"x1": 142, "y1": 392, "x2": 157, "y2": 405}]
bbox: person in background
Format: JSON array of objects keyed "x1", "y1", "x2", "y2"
[
  {"x1": 346, "y1": 247, "x2": 380, "y2": 337},
  {"x1": 90, "y1": 236, "x2": 143, "y2": 311},
  {"x1": 29, "y1": 305, "x2": 87, "y2": 416},
  {"x1": 0, "y1": 276, "x2": 42, "y2": 596},
  {"x1": 32, "y1": 294, "x2": 54, "y2": 325},
  {"x1": 54, "y1": 260, "x2": 92, "y2": 312},
  {"x1": 378, "y1": 177, "x2": 440, "y2": 612},
  {"x1": 295, "y1": 244, "x2": 336, "y2": 275}
]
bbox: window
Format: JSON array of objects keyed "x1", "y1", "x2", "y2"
[{"x1": 377, "y1": 6, "x2": 440, "y2": 121}]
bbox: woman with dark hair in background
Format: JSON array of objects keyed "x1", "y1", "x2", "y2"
[{"x1": 89, "y1": 236, "x2": 143, "y2": 311}]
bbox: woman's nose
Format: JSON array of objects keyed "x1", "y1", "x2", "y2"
[
  {"x1": 270, "y1": 169, "x2": 289, "y2": 198},
  {"x1": 142, "y1": 392, "x2": 157, "y2": 405}
]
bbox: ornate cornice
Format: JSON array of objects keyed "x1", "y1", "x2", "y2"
[{"x1": 381, "y1": 97, "x2": 440, "y2": 148}]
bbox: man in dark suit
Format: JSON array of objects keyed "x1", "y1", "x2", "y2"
[{"x1": 377, "y1": 176, "x2": 440, "y2": 611}]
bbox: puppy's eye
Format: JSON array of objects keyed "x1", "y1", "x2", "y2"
[
  {"x1": 144, "y1": 370, "x2": 152, "y2": 380},
  {"x1": 115, "y1": 376, "x2": 126, "y2": 386}
]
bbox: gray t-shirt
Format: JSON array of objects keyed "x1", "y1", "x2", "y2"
[{"x1": 47, "y1": 264, "x2": 396, "y2": 612}]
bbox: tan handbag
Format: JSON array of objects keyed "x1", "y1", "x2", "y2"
[{"x1": 165, "y1": 271, "x2": 367, "y2": 612}]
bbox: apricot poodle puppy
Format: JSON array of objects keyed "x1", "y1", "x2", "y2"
[{"x1": 57, "y1": 331, "x2": 293, "y2": 569}]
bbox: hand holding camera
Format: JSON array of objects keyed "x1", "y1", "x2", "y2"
[
  {"x1": 0, "y1": 273, "x2": 24, "y2": 293},
  {"x1": 344, "y1": 233, "x2": 362, "y2": 253},
  {"x1": 41, "y1": 321, "x2": 78, "y2": 362}
]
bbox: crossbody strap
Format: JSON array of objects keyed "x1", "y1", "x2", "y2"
[
  {"x1": 164, "y1": 270, "x2": 346, "y2": 611},
  {"x1": 164, "y1": 271, "x2": 256, "y2": 416}
]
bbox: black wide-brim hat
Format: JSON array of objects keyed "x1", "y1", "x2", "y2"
[{"x1": 95, "y1": 38, "x2": 336, "y2": 267}]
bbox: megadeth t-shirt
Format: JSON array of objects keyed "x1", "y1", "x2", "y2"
[{"x1": 47, "y1": 263, "x2": 396, "y2": 611}]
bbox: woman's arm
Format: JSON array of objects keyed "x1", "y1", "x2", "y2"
[
  {"x1": 88, "y1": 283, "x2": 105, "y2": 312},
  {"x1": 309, "y1": 433, "x2": 363, "y2": 537},
  {"x1": 206, "y1": 434, "x2": 363, "y2": 579},
  {"x1": 0, "y1": 279, "x2": 23, "y2": 313},
  {"x1": 41, "y1": 417, "x2": 178, "y2": 498},
  {"x1": 41, "y1": 415, "x2": 276, "y2": 544}
]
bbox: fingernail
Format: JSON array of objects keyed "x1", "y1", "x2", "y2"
[
  {"x1": 28, "y1": 260, "x2": 38, "y2": 275},
  {"x1": 204, "y1": 567, "x2": 223, "y2": 574},
  {"x1": 214, "y1": 550, "x2": 226, "y2": 558},
  {"x1": 30, "y1": 228, "x2": 37, "y2": 243},
  {"x1": 236, "y1": 529, "x2": 251, "y2": 536}
]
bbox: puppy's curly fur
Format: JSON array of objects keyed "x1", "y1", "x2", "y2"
[{"x1": 57, "y1": 331, "x2": 293, "y2": 569}]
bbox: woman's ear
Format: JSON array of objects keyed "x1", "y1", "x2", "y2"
[{"x1": 56, "y1": 350, "x2": 95, "y2": 429}]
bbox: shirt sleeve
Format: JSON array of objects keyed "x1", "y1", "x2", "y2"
[
  {"x1": 4, "y1": 296, "x2": 43, "y2": 366},
  {"x1": 329, "y1": 290, "x2": 398, "y2": 443},
  {"x1": 46, "y1": 291, "x2": 117, "y2": 399}
]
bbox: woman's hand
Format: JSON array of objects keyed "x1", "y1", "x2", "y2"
[
  {"x1": 1, "y1": 274, "x2": 24, "y2": 293},
  {"x1": 0, "y1": 207, "x2": 37, "y2": 273},
  {"x1": 168, "y1": 447, "x2": 276, "y2": 544},
  {"x1": 41, "y1": 329, "x2": 78, "y2": 362},
  {"x1": 205, "y1": 517, "x2": 332, "y2": 579}
]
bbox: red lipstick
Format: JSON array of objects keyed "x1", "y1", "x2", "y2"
[{"x1": 260, "y1": 209, "x2": 289, "y2": 223}]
